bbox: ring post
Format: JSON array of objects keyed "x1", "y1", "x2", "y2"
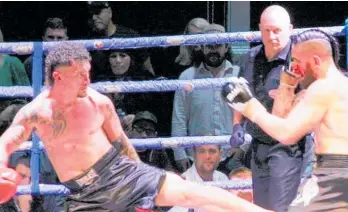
[{"x1": 30, "y1": 42, "x2": 43, "y2": 194}]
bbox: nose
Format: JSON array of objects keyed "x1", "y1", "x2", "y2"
[
  {"x1": 83, "y1": 73, "x2": 90, "y2": 85},
  {"x1": 85, "y1": 77, "x2": 90, "y2": 85},
  {"x1": 269, "y1": 31, "x2": 276, "y2": 40},
  {"x1": 115, "y1": 55, "x2": 122, "y2": 63}
]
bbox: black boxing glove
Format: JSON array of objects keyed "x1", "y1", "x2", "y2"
[
  {"x1": 222, "y1": 78, "x2": 266, "y2": 122},
  {"x1": 222, "y1": 78, "x2": 253, "y2": 104}
]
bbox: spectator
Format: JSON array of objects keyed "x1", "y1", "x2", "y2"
[
  {"x1": 171, "y1": 23, "x2": 240, "y2": 173},
  {"x1": 87, "y1": 1, "x2": 154, "y2": 80},
  {"x1": 172, "y1": 17, "x2": 209, "y2": 78},
  {"x1": 127, "y1": 111, "x2": 175, "y2": 171},
  {"x1": 229, "y1": 167, "x2": 253, "y2": 203},
  {"x1": 24, "y1": 17, "x2": 69, "y2": 84},
  {"x1": 149, "y1": 17, "x2": 209, "y2": 138},
  {"x1": 87, "y1": 1, "x2": 137, "y2": 37},
  {"x1": 168, "y1": 144, "x2": 228, "y2": 212},
  {"x1": 0, "y1": 152, "x2": 62, "y2": 212},
  {"x1": 0, "y1": 104, "x2": 24, "y2": 134},
  {"x1": 0, "y1": 27, "x2": 30, "y2": 116},
  {"x1": 102, "y1": 49, "x2": 155, "y2": 115}
]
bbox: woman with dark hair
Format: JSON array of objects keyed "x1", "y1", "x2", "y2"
[{"x1": 100, "y1": 49, "x2": 155, "y2": 116}]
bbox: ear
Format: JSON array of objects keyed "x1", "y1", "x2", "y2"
[
  {"x1": 258, "y1": 23, "x2": 261, "y2": 31},
  {"x1": 289, "y1": 24, "x2": 294, "y2": 33},
  {"x1": 52, "y1": 71, "x2": 60, "y2": 82},
  {"x1": 312, "y1": 55, "x2": 321, "y2": 66}
]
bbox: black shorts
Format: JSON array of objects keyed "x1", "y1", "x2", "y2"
[
  {"x1": 62, "y1": 147, "x2": 167, "y2": 212},
  {"x1": 289, "y1": 154, "x2": 348, "y2": 212}
]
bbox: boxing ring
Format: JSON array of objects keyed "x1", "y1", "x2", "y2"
[{"x1": 0, "y1": 21, "x2": 347, "y2": 197}]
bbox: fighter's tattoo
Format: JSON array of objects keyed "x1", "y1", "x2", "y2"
[
  {"x1": 50, "y1": 111, "x2": 67, "y2": 137},
  {"x1": 104, "y1": 103, "x2": 114, "y2": 121},
  {"x1": 24, "y1": 108, "x2": 67, "y2": 137},
  {"x1": 114, "y1": 133, "x2": 140, "y2": 161},
  {"x1": 103, "y1": 100, "x2": 140, "y2": 161}
]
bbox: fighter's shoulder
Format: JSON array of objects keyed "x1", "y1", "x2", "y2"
[
  {"x1": 13, "y1": 98, "x2": 45, "y2": 123},
  {"x1": 86, "y1": 88, "x2": 113, "y2": 106},
  {"x1": 305, "y1": 79, "x2": 335, "y2": 101}
]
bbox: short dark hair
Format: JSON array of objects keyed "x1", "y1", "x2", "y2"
[
  {"x1": 8, "y1": 151, "x2": 30, "y2": 169},
  {"x1": 45, "y1": 42, "x2": 91, "y2": 85},
  {"x1": 292, "y1": 29, "x2": 340, "y2": 68},
  {"x1": 43, "y1": 17, "x2": 67, "y2": 33}
]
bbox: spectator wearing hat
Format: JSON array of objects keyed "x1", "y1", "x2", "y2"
[
  {"x1": 86, "y1": 1, "x2": 154, "y2": 81},
  {"x1": 171, "y1": 23, "x2": 242, "y2": 174},
  {"x1": 128, "y1": 111, "x2": 175, "y2": 172}
]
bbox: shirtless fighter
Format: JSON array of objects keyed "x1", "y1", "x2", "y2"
[
  {"x1": 0, "y1": 42, "x2": 271, "y2": 212},
  {"x1": 222, "y1": 29, "x2": 348, "y2": 211}
]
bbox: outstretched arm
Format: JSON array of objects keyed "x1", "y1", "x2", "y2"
[
  {"x1": 0, "y1": 105, "x2": 34, "y2": 166},
  {"x1": 223, "y1": 79, "x2": 330, "y2": 146},
  {"x1": 250, "y1": 80, "x2": 329, "y2": 145},
  {"x1": 102, "y1": 97, "x2": 140, "y2": 161}
]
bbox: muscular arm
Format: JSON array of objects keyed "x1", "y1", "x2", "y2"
[
  {"x1": 0, "y1": 106, "x2": 34, "y2": 165},
  {"x1": 251, "y1": 80, "x2": 329, "y2": 145},
  {"x1": 271, "y1": 85, "x2": 297, "y2": 118},
  {"x1": 101, "y1": 97, "x2": 140, "y2": 161}
]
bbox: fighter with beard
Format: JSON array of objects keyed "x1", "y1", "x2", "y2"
[
  {"x1": 171, "y1": 23, "x2": 240, "y2": 173},
  {"x1": 223, "y1": 29, "x2": 348, "y2": 211}
]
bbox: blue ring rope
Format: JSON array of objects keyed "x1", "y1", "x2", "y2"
[
  {"x1": 0, "y1": 26, "x2": 344, "y2": 55},
  {"x1": 0, "y1": 24, "x2": 344, "y2": 196}
]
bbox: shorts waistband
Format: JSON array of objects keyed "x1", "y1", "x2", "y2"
[
  {"x1": 62, "y1": 147, "x2": 118, "y2": 191},
  {"x1": 317, "y1": 154, "x2": 348, "y2": 168}
]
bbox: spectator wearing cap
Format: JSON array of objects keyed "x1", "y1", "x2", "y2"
[
  {"x1": 86, "y1": 1, "x2": 154, "y2": 81},
  {"x1": 171, "y1": 23, "x2": 242, "y2": 174},
  {"x1": 128, "y1": 111, "x2": 175, "y2": 172},
  {"x1": 87, "y1": 1, "x2": 137, "y2": 37},
  {"x1": 24, "y1": 17, "x2": 69, "y2": 84}
]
